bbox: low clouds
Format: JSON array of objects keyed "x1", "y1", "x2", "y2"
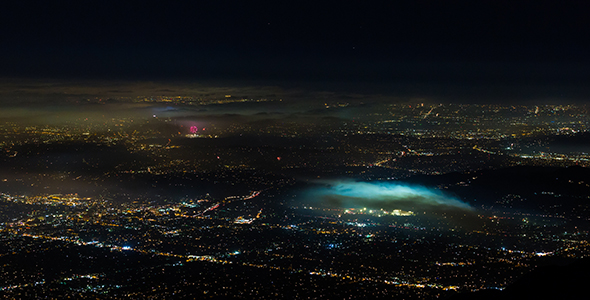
[
  {"x1": 306, "y1": 180, "x2": 473, "y2": 213},
  {"x1": 0, "y1": 79, "x2": 288, "y2": 105},
  {"x1": 0, "y1": 79, "x2": 391, "y2": 127}
]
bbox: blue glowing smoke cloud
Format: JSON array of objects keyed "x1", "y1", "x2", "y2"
[{"x1": 307, "y1": 180, "x2": 472, "y2": 212}]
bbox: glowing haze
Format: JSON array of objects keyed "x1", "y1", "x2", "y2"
[{"x1": 306, "y1": 180, "x2": 472, "y2": 213}]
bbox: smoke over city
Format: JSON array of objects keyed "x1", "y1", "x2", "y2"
[{"x1": 305, "y1": 180, "x2": 473, "y2": 213}]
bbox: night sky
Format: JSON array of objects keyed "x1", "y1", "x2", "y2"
[{"x1": 1, "y1": 1, "x2": 590, "y2": 102}]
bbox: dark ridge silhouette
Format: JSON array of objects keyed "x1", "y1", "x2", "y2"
[
  {"x1": 447, "y1": 257, "x2": 590, "y2": 300},
  {"x1": 404, "y1": 165, "x2": 590, "y2": 207}
]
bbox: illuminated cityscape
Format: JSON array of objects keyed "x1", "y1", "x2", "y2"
[{"x1": 0, "y1": 100, "x2": 588, "y2": 299}]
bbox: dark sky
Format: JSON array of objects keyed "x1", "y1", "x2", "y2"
[{"x1": 1, "y1": 1, "x2": 590, "y2": 101}]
